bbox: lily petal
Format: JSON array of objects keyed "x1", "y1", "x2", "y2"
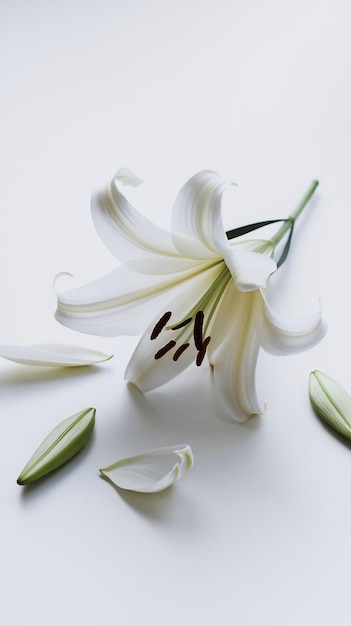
[
  {"x1": 224, "y1": 246, "x2": 276, "y2": 291},
  {"x1": 100, "y1": 444, "x2": 194, "y2": 493},
  {"x1": 171, "y1": 171, "x2": 276, "y2": 290},
  {"x1": 0, "y1": 344, "x2": 113, "y2": 367},
  {"x1": 91, "y1": 169, "x2": 183, "y2": 271},
  {"x1": 258, "y1": 293, "x2": 327, "y2": 355},
  {"x1": 113, "y1": 167, "x2": 144, "y2": 187},
  {"x1": 209, "y1": 286, "x2": 264, "y2": 419},
  {"x1": 171, "y1": 170, "x2": 231, "y2": 260},
  {"x1": 55, "y1": 262, "x2": 219, "y2": 336}
]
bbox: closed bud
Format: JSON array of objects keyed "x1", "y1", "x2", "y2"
[{"x1": 309, "y1": 370, "x2": 351, "y2": 438}]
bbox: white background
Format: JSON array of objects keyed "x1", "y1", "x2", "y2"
[{"x1": 1, "y1": 1, "x2": 351, "y2": 624}]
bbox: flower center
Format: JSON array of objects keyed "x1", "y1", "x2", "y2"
[
  {"x1": 149, "y1": 263, "x2": 231, "y2": 366},
  {"x1": 150, "y1": 309, "x2": 211, "y2": 365}
]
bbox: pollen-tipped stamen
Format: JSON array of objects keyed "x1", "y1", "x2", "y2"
[
  {"x1": 173, "y1": 343, "x2": 190, "y2": 361},
  {"x1": 154, "y1": 340, "x2": 176, "y2": 359},
  {"x1": 196, "y1": 336, "x2": 211, "y2": 366},
  {"x1": 171, "y1": 317, "x2": 193, "y2": 330},
  {"x1": 151, "y1": 263, "x2": 232, "y2": 366},
  {"x1": 194, "y1": 311, "x2": 204, "y2": 350},
  {"x1": 150, "y1": 311, "x2": 172, "y2": 340}
]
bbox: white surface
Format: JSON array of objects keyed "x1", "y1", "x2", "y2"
[{"x1": 1, "y1": 1, "x2": 350, "y2": 624}]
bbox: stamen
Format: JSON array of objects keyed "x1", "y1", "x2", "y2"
[
  {"x1": 154, "y1": 340, "x2": 176, "y2": 359},
  {"x1": 173, "y1": 343, "x2": 190, "y2": 361},
  {"x1": 171, "y1": 317, "x2": 192, "y2": 330},
  {"x1": 194, "y1": 311, "x2": 204, "y2": 350},
  {"x1": 150, "y1": 311, "x2": 172, "y2": 340},
  {"x1": 196, "y1": 336, "x2": 211, "y2": 366}
]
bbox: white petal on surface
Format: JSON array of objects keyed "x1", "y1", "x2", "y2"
[
  {"x1": 258, "y1": 293, "x2": 327, "y2": 355},
  {"x1": 100, "y1": 444, "x2": 194, "y2": 493},
  {"x1": 209, "y1": 286, "x2": 265, "y2": 420},
  {"x1": 171, "y1": 170, "x2": 232, "y2": 260},
  {"x1": 55, "y1": 261, "x2": 218, "y2": 336},
  {"x1": 91, "y1": 169, "x2": 182, "y2": 268},
  {"x1": 0, "y1": 344, "x2": 113, "y2": 367},
  {"x1": 309, "y1": 370, "x2": 351, "y2": 438},
  {"x1": 124, "y1": 263, "x2": 224, "y2": 390}
]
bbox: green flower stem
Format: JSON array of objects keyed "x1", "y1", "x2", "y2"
[{"x1": 270, "y1": 180, "x2": 319, "y2": 248}]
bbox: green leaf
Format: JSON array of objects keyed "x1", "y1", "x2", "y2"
[
  {"x1": 309, "y1": 370, "x2": 351, "y2": 438},
  {"x1": 17, "y1": 407, "x2": 96, "y2": 485},
  {"x1": 226, "y1": 218, "x2": 286, "y2": 240},
  {"x1": 276, "y1": 219, "x2": 294, "y2": 268},
  {"x1": 226, "y1": 218, "x2": 294, "y2": 268}
]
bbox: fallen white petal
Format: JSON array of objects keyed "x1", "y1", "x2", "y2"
[
  {"x1": 0, "y1": 343, "x2": 113, "y2": 367},
  {"x1": 100, "y1": 444, "x2": 194, "y2": 493}
]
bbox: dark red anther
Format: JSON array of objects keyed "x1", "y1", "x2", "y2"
[
  {"x1": 171, "y1": 317, "x2": 192, "y2": 330},
  {"x1": 193, "y1": 311, "x2": 204, "y2": 350},
  {"x1": 150, "y1": 311, "x2": 172, "y2": 340},
  {"x1": 154, "y1": 340, "x2": 176, "y2": 359},
  {"x1": 196, "y1": 336, "x2": 211, "y2": 366},
  {"x1": 173, "y1": 343, "x2": 190, "y2": 361}
]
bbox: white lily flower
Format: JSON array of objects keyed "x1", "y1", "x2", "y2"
[{"x1": 55, "y1": 169, "x2": 326, "y2": 420}]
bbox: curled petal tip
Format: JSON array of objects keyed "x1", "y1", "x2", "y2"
[
  {"x1": 114, "y1": 167, "x2": 144, "y2": 187},
  {"x1": 53, "y1": 271, "x2": 74, "y2": 292}
]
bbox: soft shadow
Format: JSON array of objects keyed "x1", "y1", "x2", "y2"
[
  {"x1": 0, "y1": 363, "x2": 106, "y2": 387},
  {"x1": 126, "y1": 375, "x2": 262, "y2": 432},
  {"x1": 100, "y1": 472, "x2": 174, "y2": 518},
  {"x1": 99, "y1": 473, "x2": 200, "y2": 528},
  {"x1": 104, "y1": 371, "x2": 267, "y2": 494}
]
